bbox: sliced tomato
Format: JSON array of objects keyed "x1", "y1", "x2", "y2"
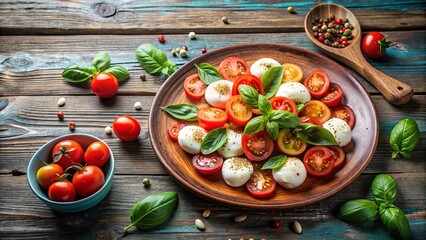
[
  {"x1": 303, "y1": 146, "x2": 335, "y2": 177},
  {"x1": 184, "y1": 73, "x2": 206, "y2": 100},
  {"x1": 276, "y1": 128, "x2": 307, "y2": 156},
  {"x1": 282, "y1": 63, "x2": 303, "y2": 83},
  {"x1": 219, "y1": 56, "x2": 249, "y2": 81},
  {"x1": 197, "y1": 107, "x2": 227, "y2": 131},
  {"x1": 304, "y1": 70, "x2": 330, "y2": 98},
  {"x1": 192, "y1": 153, "x2": 224, "y2": 175},
  {"x1": 320, "y1": 83, "x2": 343, "y2": 107},
  {"x1": 242, "y1": 131, "x2": 274, "y2": 161},
  {"x1": 168, "y1": 123, "x2": 186, "y2": 141},
  {"x1": 232, "y1": 74, "x2": 263, "y2": 95},
  {"x1": 246, "y1": 169, "x2": 276, "y2": 198},
  {"x1": 331, "y1": 104, "x2": 356, "y2": 129},
  {"x1": 328, "y1": 146, "x2": 345, "y2": 169},
  {"x1": 299, "y1": 116, "x2": 322, "y2": 127},
  {"x1": 225, "y1": 95, "x2": 252, "y2": 127},
  {"x1": 269, "y1": 96, "x2": 298, "y2": 115},
  {"x1": 300, "y1": 100, "x2": 332, "y2": 124}
]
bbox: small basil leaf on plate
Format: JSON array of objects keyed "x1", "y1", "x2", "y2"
[
  {"x1": 337, "y1": 199, "x2": 379, "y2": 223},
  {"x1": 371, "y1": 174, "x2": 397, "y2": 205},
  {"x1": 390, "y1": 118, "x2": 419, "y2": 159},
  {"x1": 261, "y1": 154, "x2": 287, "y2": 170},
  {"x1": 105, "y1": 65, "x2": 130, "y2": 82},
  {"x1": 258, "y1": 94, "x2": 273, "y2": 116},
  {"x1": 244, "y1": 115, "x2": 267, "y2": 134},
  {"x1": 266, "y1": 121, "x2": 279, "y2": 140},
  {"x1": 195, "y1": 63, "x2": 223, "y2": 85},
  {"x1": 379, "y1": 204, "x2": 411, "y2": 240},
  {"x1": 294, "y1": 123, "x2": 338, "y2": 146},
  {"x1": 161, "y1": 104, "x2": 198, "y2": 121},
  {"x1": 201, "y1": 127, "x2": 228, "y2": 154},
  {"x1": 261, "y1": 66, "x2": 283, "y2": 98},
  {"x1": 297, "y1": 103, "x2": 305, "y2": 112},
  {"x1": 238, "y1": 85, "x2": 259, "y2": 109},
  {"x1": 270, "y1": 110, "x2": 300, "y2": 128},
  {"x1": 91, "y1": 52, "x2": 110, "y2": 72},
  {"x1": 62, "y1": 65, "x2": 95, "y2": 83}
]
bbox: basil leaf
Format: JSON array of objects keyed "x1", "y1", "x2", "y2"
[
  {"x1": 338, "y1": 199, "x2": 379, "y2": 223},
  {"x1": 105, "y1": 65, "x2": 130, "y2": 82},
  {"x1": 266, "y1": 121, "x2": 279, "y2": 140},
  {"x1": 294, "y1": 123, "x2": 338, "y2": 146},
  {"x1": 261, "y1": 66, "x2": 283, "y2": 98},
  {"x1": 124, "y1": 192, "x2": 178, "y2": 231},
  {"x1": 261, "y1": 154, "x2": 287, "y2": 170},
  {"x1": 62, "y1": 65, "x2": 95, "y2": 83},
  {"x1": 297, "y1": 103, "x2": 305, "y2": 112},
  {"x1": 201, "y1": 127, "x2": 228, "y2": 154},
  {"x1": 270, "y1": 110, "x2": 300, "y2": 128},
  {"x1": 161, "y1": 104, "x2": 198, "y2": 121},
  {"x1": 244, "y1": 115, "x2": 267, "y2": 134},
  {"x1": 390, "y1": 118, "x2": 419, "y2": 159},
  {"x1": 379, "y1": 205, "x2": 411, "y2": 240},
  {"x1": 371, "y1": 174, "x2": 397, "y2": 205},
  {"x1": 91, "y1": 52, "x2": 110, "y2": 72},
  {"x1": 195, "y1": 63, "x2": 223, "y2": 85},
  {"x1": 258, "y1": 94, "x2": 273, "y2": 115},
  {"x1": 136, "y1": 43, "x2": 176, "y2": 76},
  {"x1": 238, "y1": 85, "x2": 259, "y2": 109}
]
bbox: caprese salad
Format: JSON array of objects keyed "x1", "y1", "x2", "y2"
[{"x1": 161, "y1": 56, "x2": 356, "y2": 199}]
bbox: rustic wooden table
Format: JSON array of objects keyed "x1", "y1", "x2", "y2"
[{"x1": 0, "y1": 1, "x2": 425, "y2": 239}]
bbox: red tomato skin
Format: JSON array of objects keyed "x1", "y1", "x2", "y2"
[
  {"x1": 48, "y1": 181, "x2": 76, "y2": 202},
  {"x1": 192, "y1": 153, "x2": 224, "y2": 175},
  {"x1": 328, "y1": 146, "x2": 346, "y2": 169},
  {"x1": 299, "y1": 116, "x2": 322, "y2": 127},
  {"x1": 303, "y1": 146, "x2": 335, "y2": 177},
  {"x1": 168, "y1": 123, "x2": 185, "y2": 142},
  {"x1": 84, "y1": 141, "x2": 110, "y2": 167},
  {"x1": 303, "y1": 70, "x2": 330, "y2": 99},
  {"x1": 36, "y1": 164, "x2": 64, "y2": 190},
  {"x1": 320, "y1": 83, "x2": 344, "y2": 107},
  {"x1": 362, "y1": 32, "x2": 389, "y2": 59},
  {"x1": 52, "y1": 140, "x2": 84, "y2": 169},
  {"x1": 269, "y1": 96, "x2": 298, "y2": 115},
  {"x1": 231, "y1": 74, "x2": 263, "y2": 95},
  {"x1": 226, "y1": 95, "x2": 252, "y2": 127},
  {"x1": 72, "y1": 165, "x2": 105, "y2": 197},
  {"x1": 183, "y1": 73, "x2": 206, "y2": 100},
  {"x1": 245, "y1": 169, "x2": 276, "y2": 198},
  {"x1": 91, "y1": 72, "x2": 119, "y2": 98},
  {"x1": 331, "y1": 104, "x2": 356, "y2": 129},
  {"x1": 219, "y1": 56, "x2": 250, "y2": 81},
  {"x1": 197, "y1": 107, "x2": 227, "y2": 131},
  {"x1": 112, "y1": 116, "x2": 141, "y2": 142},
  {"x1": 241, "y1": 131, "x2": 274, "y2": 161}
]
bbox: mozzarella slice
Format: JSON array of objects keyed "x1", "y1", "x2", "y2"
[
  {"x1": 205, "y1": 80, "x2": 233, "y2": 109},
  {"x1": 323, "y1": 118, "x2": 352, "y2": 147},
  {"x1": 222, "y1": 157, "x2": 254, "y2": 187},
  {"x1": 250, "y1": 58, "x2": 281, "y2": 79},
  {"x1": 178, "y1": 126, "x2": 207, "y2": 154},
  {"x1": 272, "y1": 157, "x2": 307, "y2": 189},
  {"x1": 275, "y1": 82, "x2": 311, "y2": 104},
  {"x1": 217, "y1": 128, "x2": 243, "y2": 158}
]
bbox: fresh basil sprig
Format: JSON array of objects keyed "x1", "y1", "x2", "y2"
[
  {"x1": 261, "y1": 66, "x2": 283, "y2": 98},
  {"x1": 91, "y1": 52, "x2": 110, "y2": 72},
  {"x1": 105, "y1": 65, "x2": 131, "y2": 82},
  {"x1": 258, "y1": 95, "x2": 273, "y2": 116},
  {"x1": 244, "y1": 116, "x2": 267, "y2": 134},
  {"x1": 379, "y1": 204, "x2": 411, "y2": 240},
  {"x1": 293, "y1": 123, "x2": 339, "y2": 146},
  {"x1": 135, "y1": 43, "x2": 177, "y2": 76},
  {"x1": 338, "y1": 199, "x2": 379, "y2": 223},
  {"x1": 238, "y1": 85, "x2": 259, "y2": 109},
  {"x1": 124, "y1": 192, "x2": 178, "y2": 232},
  {"x1": 371, "y1": 174, "x2": 397, "y2": 205},
  {"x1": 195, "y1": 63, "x2": 223, "y2": 85},
  {"x1": 161, "y1": 104, "x2": 198, "y2": 121},
  {"x1": 62, "y1": 65, "x2": 96, "y2": 83},
  {"x1": 201, "y1": 127, "x2": 228, "y2": 154},
  {"x1": 261, "y1": 154, "x2": 287, "y2": 170},
  {"x1": 270, "y1": 110, "x2": 300, "y2": 129},
  {"x1": 390, "y1": 118, "x2": 419, "y2": 159}
]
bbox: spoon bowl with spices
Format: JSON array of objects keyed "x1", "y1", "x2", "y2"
[{"x1": 304, "y1": 3, "x2": 413, "y2": 105}]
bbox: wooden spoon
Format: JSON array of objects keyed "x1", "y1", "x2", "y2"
[{"x1": 304, "y1": 3, "x2": 413, "y2": 105}]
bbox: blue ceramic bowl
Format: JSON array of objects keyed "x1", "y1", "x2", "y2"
[{"x1": 27, "y1": 133, "x2": 114, "y2": 213}]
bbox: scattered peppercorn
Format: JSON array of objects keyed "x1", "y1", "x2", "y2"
[
  {"x1": 182, "y1": 45, "x2": 188, "y2": 51},
  {"x1": 171, "y1": 49, "x2": 176, "y2": 56},
  {"x1": 134, "y1": 101, "x2": 142, "y2": 110},
  {"x1": 180, "y1": 49, "x2": 187, "y2": 57},
  {"x1": 188, "y1": 31, "x2": 196, "y2": 40},
  {"x1": 287, "y1": 6, "x2": 295, "y2": 13},
  {"x1": 57, "y1": 97, "x2": 65, "y2": 107},
  {"x1": 142, "y1": 178, "x2": 150, "y2": 186},
  {"x1": 175, "y1": 47, "x2": 181, "y2": 54},
  {"x1": 68, "y1": 122, "x2": 75, "y2": 131},
  {"x1": 157, "y1": 35, "x2": 165, "y2": 43},
  {"x1": 271, "y1": 220, "x2": 281, "y2": 229},
  {"x1": 139, "y1": 73, "x2": 146, "y2": 81},
  {"x1": 56, "y1": 111, "x2": 64, "y2": 120},
  {"x1": 311, "y1": 15, "x2": 354, "y2": 48},
  {"x1": 105, "y1": 126, "x2": 112, "y2": 134},
  {"x1": 201, "y1": 48, "x2": 207, "y2": 54},
  {"x1": 222, "y1": 16, "x2": 229, "y2": 24}
]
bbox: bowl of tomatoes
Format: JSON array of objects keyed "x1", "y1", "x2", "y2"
[{"x1": 27, "y1": 133, "x2": 114, "y2": 213}]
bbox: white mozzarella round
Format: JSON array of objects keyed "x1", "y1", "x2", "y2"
[
  {"x1": 205, "y1": 80, "x2": 233, "y2": 109},
  {"x1": 275, "y1": 82, "x2": 311, "y2": 104},
  {"x1": 323, "y1": 118, "x2": 352, "y2": 147},
  {"x1": 178, "y1": 126, "x2": 207, "y2": 154},
  {"x1": 222, "y1": 157, "x2": 254, "y2": 187},
  {"x1": 250, "y1": 58, "x2": 281, "y2": 79},
  {"x1": 217, "y1": 128, "x2": 243, "y2": 158},
  {"x1": 272, "y1": 157, "x2": 307, "y2": 189}
]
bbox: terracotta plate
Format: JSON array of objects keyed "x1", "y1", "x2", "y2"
[{"x1": 149, "y1": 43, "x2": 378, "y2": 210}]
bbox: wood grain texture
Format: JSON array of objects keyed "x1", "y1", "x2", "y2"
[{"x1": 0, "y1": 0, "x2": 425, "y2": 35}]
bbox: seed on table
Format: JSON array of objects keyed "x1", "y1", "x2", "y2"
[
  {"x1": 134, "y1": 101, "x2": 142, "y2": 110},
  {"x1": 56, "y1": 111, "x2": 64, "y2": 120},
  {"x1": 291, "y1": 221, "x2": 302, "y2": 234},
  {"x1": 195, "y1": 218, "x2": 205, "y2": 230},
  {"x1": 139, "y1": 73, "x2": 146, "y2": 81},
  {"x1": 68, "y1": 122, "x2": 75, "y2": 131},
  {"x1": 175, "y1": 47, "x2": 181, "y2": 54},
  {"x1": 201, "y1": 48, "x2": 207, "y2": 54},
  {"x1": 104, "y1": 126, "x2": 112, "y2": 134},
  {"x1": 234, "y1": 214, "x2": 247, "y2": 222},
  {"x1": 188, "y1": 31, "x2": 196, "y2": 39},
  {"x1": 157, "y1": 35, "x2": 165, "y2": 43},
  {"x1": 57, "y1": 97, "x2": 65, "y2": 107},
  {"x1": 202, "y1": 209, "x2": 211, "y2": 218},
  {"x1": 287, "y1": 6, "x2": 294, "y2": 13},
  {"x1": 142, "y1": 178, "x2": 150, "y2": 186},
  {"x1": 171, "y1": 49, "x2": 176, "y2": 56},
  {"x1": 180, "y1": 49, "x2": 187, "y2": 57},
  {"x1": 182, "y1": 45, "x2": 188, "y2": 51},
  {"x1": 222, "y1": 16, "x2": 229, "y2": 24}
]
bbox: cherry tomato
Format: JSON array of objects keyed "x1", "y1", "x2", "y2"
[
  {"x1": 192, "y1": 153, "x2": 224, "y2": 175},
  {"x1": 91, "y1": 72, "x2": 119, "y2": 99},
  {"x1": 219, "y1": 56, "x2": 249, "y2": 81},
  {"x1": 225, "y1": 95, "x2": 252, "y2": 127},
  {"x1": 52, "y1": 140, "x2": 84, "y2": 169},
  {"x1": 303, "y1": 146, "x2": 335, "y2": 177},
  {"x1": 246, "y1": 169, "x2": 276, "y2": 198},
  {"x1": 183, "y1": 73, "x2": 206, "y2": 100},
  {"x1": 48, "y1": 181, "x2": 76, "y2": 202},
  {"x1": 231, "y1": 74, "x2": 263, "y2": 95},
  {"x1": 112, "y1": 116, "x2": 141, "y2": 142},
  {"x1": 72, "y1": 165, "x2": 105, "y2": 197},
  {"x1": 84, "y1": 141, "x2": 110, "y2": 167},
  {"x1": 241, "y1": 130, "x2": 274, "y2": 161},
  {"x1": 299, "y1": 116, "x2": 322, "y2": 127},
  {"x1": 331, "y1": 104, "x2": 356, "y2": 129},
  {"x1": 168, "y1": 123, "x2": 186, "y2": 142},
  {"x1": 362, "y1": 32, "x2": 391, "y2": 59},
  {"x1": 328, "y1": 146, "x2": 346, "y2": 169},
  {"x1": 303, "y1": 70, "x2": 330, "y2": 98},
  {"x1": 300, "y1": 100, "x2": 332, "y2": 124},
  {"x1": 197, "y1": 107, "x2": 227, "y2": 131},
  {"x1": 269, "y1": 96, "x2": 298, "y2": 115},
  {"x1": 281, "y1": 63, "x2": 303, "y2": 83},
  {"x1": 320, "y1": 83, "x2": 344, "y2": 107},
  {"x1": 276, "y1": 128, "x2": 307, "y2": 156},
  {"x1": 36, "y1": 163, "x2": 64, "y2": 190}
]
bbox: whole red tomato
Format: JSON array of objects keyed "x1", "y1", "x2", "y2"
[
  {"x1": 72, "y1": 165, "x2": 105, "y2": 197},
  {"x1": 91, "y1": 72, "x2": 119, "y2": 98},
  {"x1": 112, "y1": 116, "x2": 141, "y2": 142},
  {"x1": 37, "y1": 163, "x2": 64, "y2": 190},
  {"x1": 362, "y1": 32, "x2": 391, "y2": 59},
  {"x1": 84, "y1": 141, "x2": 110, "y2": 167},
  {"x1": 48, "y1": 180, "x2": 76, "y2": 202},
  {"x1": 52, "y1": 140, "x2": 84, "y2": 169}
]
